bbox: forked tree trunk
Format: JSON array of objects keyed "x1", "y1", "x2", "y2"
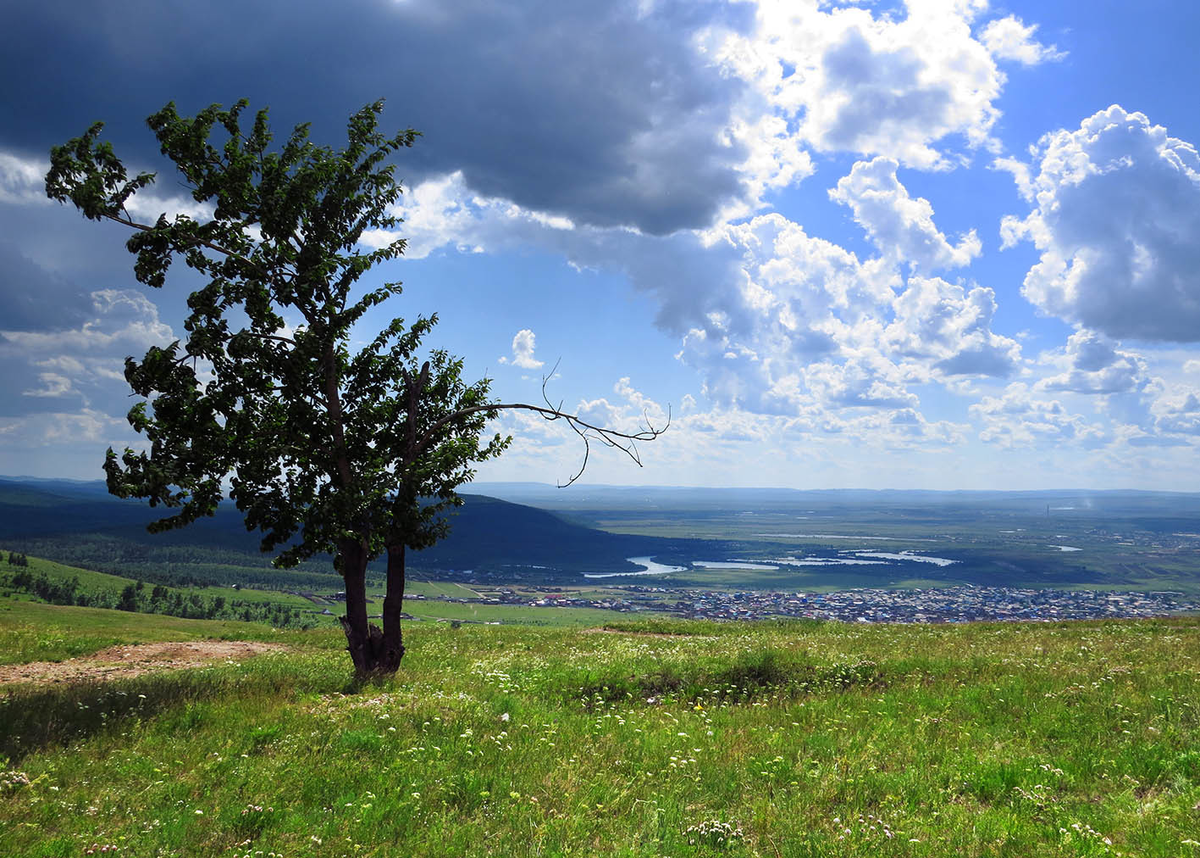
[
  {"x1": 379, "y1": 543, "x2": 407, "y2": 672},
  {"x1": 338, "y1": 539, "x2": 406, "y2": 676},
  {"x1": 339, "y1": 539, "x2": 384, "y2": 675}
]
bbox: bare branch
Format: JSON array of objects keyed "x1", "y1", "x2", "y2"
[{"x1": 411, "y1": 361, "x2": 669, "y2": 487}]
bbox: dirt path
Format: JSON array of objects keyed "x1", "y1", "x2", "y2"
[{"x1": 0, "y1": 640, "x2": 290, "y2": 685}]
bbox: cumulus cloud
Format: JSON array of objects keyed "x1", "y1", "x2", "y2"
[
  {"x1": 978, "y1": 16, "x2": 1065, "y2": 65},
  {"x1": 970, "y1": 383, "x2": 1108, "y2": 448},
  {"x1": 1153, "y1": 390, "x2": 1200, "y2": 436},
  {"x1": 830, "y1": 157, "x2": 981, "y2": 271},
  {"x1": 1001, "y1": 105, "x2": 1200, "y2": 342},
  {"x1": 0, "y1": 289, "x2": 174, "y2": 421},
  {"x1": 483, "y1": 372, "x2": 965, "y2": 488},
  {"x1": 0, "y1": 152, "x2": 47, "y2": 206},
  {"x1": 385, "y1": 183, "x2": 1017, "y2": 440},
  {"x1": 485, "y1": 374, "x2": 678, "y2": 484},
  {"x1": 1041, "y1": 330, "x2": 1149, "y2": 395},
  {"x1": 673, "y1": 213, "x2": 892, "y2": 412},
  {"x1": 499, "y1": 329, "x2": 544, "y2": 370},
  {"x1": 0, "y1": 409, "x2": 125, "y2": 448},
  {"x1": 715, "y1": 0, "x2": 1009, "y2": 170},
  {"x1": 886, "y1": 276, "x2": 1020, "y2": 378},
  {"x1": 806, "y1": 352, "x2": 919, "y2": 410}
]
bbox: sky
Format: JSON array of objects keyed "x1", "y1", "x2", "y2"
[{"x1": 3, "y1": 0, "x2": 1200, "y2": 491}]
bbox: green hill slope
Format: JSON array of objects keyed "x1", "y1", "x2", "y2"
[
  {"x1": 1, "y1": 602, "x2": 1198, "y2": 857},
  {"x1": 0, "y1": 479, "x2": 668, "y2": 585},
  {"x1": 0, "y1": 554, "x2": 316, "y2": 628}
]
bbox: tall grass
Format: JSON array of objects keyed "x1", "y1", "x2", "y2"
[{"x1": 1, "y1": 615, "x2": 1198, "y2": 856}]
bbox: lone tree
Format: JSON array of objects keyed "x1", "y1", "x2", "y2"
[{"x1": 47, "y1": 99, "x2": 665, "y2": 674}]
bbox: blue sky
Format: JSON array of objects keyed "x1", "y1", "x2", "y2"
[{"x1": 3, "y1": 0, "x2": 1200, "y2": 490}]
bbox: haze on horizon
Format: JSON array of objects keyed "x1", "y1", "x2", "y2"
[{"x1": 3, "y1": 1, "x2": 1200, "y2": 493}]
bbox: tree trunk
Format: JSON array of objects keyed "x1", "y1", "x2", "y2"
[
  {"x1": 378, "y1": 543, "x2": 407, "y2": 673},
  {"x1": 338, "y1": 539, "x2": 383, "y2": 675}
]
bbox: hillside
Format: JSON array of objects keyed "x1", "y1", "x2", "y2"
[
  {"x1": 0, "y1": 479, "x2": 669, "y2": 585},
  {"x1": 7, "y1": 477, "x2": 1200, "y2": 594},
  {"x1": 0, "y1": 554, "x2": 316, "y2": 628},
  {"x1": 0, "y1": 601, "x2": 1198, "y2": 856}
]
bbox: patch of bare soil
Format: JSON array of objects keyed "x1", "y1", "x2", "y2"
[{"x1": 0, "y1": 641, "x2": 289, "y2": 685}]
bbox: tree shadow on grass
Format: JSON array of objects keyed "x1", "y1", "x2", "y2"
[{"x1": 0, "y1": 657, "x2": 346, "y2": 763}]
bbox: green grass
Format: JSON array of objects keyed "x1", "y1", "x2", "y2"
[
  {"x1": 1, "y1": 555, "x2": 143, "y2": 595},
  {"x1": 0, "y1": 597, "x2": 323, "y2": 665},
  {"x1": 399, "y1": 599, "x2": 653, "y2": 627},
  {"x1": 2, "y1": 602, "x2": 1199, "y2": 856}
]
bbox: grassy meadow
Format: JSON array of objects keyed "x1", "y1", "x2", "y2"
[{"x1": 2, "y1": 600, "x2": 1199, "y2": 857}]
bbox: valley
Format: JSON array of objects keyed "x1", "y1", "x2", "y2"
[{"x1": 4, "y1": 478, "x2": 1200, "y2": 630}]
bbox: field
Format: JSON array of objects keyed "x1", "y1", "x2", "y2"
[{"x1": 2, "y1": 600, "x2": 1199, "y2": 856}]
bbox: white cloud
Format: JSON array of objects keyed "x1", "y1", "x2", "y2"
[
  {"x1": 0, "y1": 288, "x2": 176, "y2": 433},
  {"x1": 0, "y1": 152, "x2": 47, "y2": 206},
  {"x1": 830, "y1": 157, "x2": 981, "y2": 271},
  {"x1": 805, "y1": 352, "x2": 919, "y2": 409},
  {"x1": 886, "y1": 276, "x2": 1020, "y2": 377},
  {"x1": 498, "y1": 328, "x2": 544, "y2": 370},
  {"x1": 1153, "y1": 389, "x2": 1200, "y2": 436},
  {"x1": 978, "y1": 16, "x2": 1065, "y2": 65},
  {"x1": 1041, "y1": 330, "x2": 1149, "y2": 395},
  {"x1": 1002, "y1": 105, "x2": 1200, "y2": 342},
  {"x1": 0, "y1": 408, "x2": 125, "y2": 448},
  {"x1": 970, "y1": 383, "x2": 1108, "y2": 448},
  {"x1": 123, "y1": 189, "x2": 215, "y2": 225},
  {"x1": 361, "y1": 171, "x2": 560, "y2": 259},
  {"x1": 714, "y1": 0, "x2": 1009, "y2": 170},
  {"x1": 1, "y1": 289, "x2": 175, "y2": 358},
  {"x1": 22, "y1": 372, "x2": 74, "y2": 398},
  {"x1": 0, "y1": 147, "x2": 216, "y2": 224}
]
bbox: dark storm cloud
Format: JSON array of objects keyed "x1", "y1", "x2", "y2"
[
  {"x1": 3, "y1": 0, "x2": 751, "y2": 235},
  {"x1": 0, "y1": 239, "x2": 90, "y2": 332}
]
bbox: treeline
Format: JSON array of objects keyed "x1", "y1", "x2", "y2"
[
  {"x1": 0, "y1": 570, "x2": 315, "y2": 629},
  {"x1": 3, "y1": 534, "x2": 350, "y2": 590},
  {"x1": 5, "y1": 551, "x2": 29, "y2": 567}
]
